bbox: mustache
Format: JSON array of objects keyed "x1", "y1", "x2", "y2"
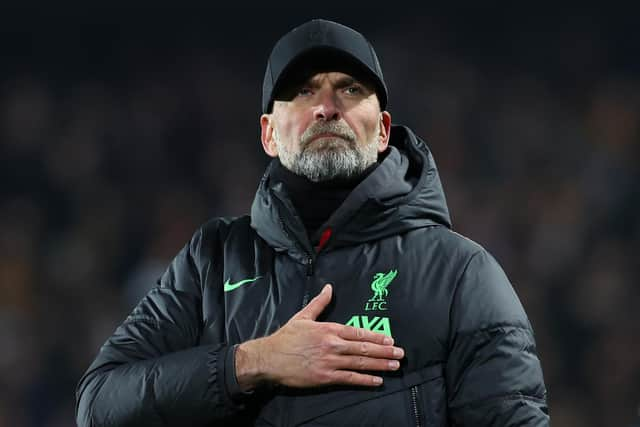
[{"x1": 300, "y1": 122, "x2": 356, "y2": 148}]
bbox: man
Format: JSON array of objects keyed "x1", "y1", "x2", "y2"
[{"x1": 76, "y1": 19, "x2": 549, "y2": 426}]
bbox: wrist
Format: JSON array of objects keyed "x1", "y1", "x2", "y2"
[{"x1": 235, "y1": 338, "x2": 270, "y2": 391}]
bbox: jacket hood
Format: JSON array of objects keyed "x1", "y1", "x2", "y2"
[{"x1": 250, "y1": 124, "x2": 452, "y2": 260}]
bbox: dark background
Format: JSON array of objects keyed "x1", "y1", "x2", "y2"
[{"x1": 1, "y1": 5, "x2": 638, "y2": 426}]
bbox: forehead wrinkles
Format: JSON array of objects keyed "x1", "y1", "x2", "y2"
[{"x1": 306, "y1": 72, "x2": 355, "y2": 88}]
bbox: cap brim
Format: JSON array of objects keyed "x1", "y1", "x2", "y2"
[{"x1": 267, "y1": 47, "x2": 386, "y2": 111}]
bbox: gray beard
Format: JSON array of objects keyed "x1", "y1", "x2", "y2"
[{"x1": 275, "y1": 122, "x2": 379, "y2": 182}]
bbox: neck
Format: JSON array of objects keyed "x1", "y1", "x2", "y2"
[{"x1": 270, "y1": 159, "x2": 378, "y2": 241}]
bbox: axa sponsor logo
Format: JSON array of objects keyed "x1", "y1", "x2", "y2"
[{"x1": 346, "y1": 315, "x2": 392, "y2": 337}]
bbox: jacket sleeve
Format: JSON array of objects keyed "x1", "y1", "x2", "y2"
[
  {"x1": 446, "y1": 250, "x2": 549, "y2": 426},
  {"x1": 75, "y1": 225, "x2": 245, "y2": 426}
]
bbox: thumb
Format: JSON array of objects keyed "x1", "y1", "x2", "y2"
[{"x1": 293, "y1": 284, "x2": 332, "y2": 321}]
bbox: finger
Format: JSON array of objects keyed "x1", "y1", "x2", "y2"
[
  {"x1": 338, "y1": 325, "x2": 395, "y2": 346},
  {"x1": 329, "y1": 370, "x2": 384, "y2": 387},
  {"x1": 334, "y1": 355, "x2": 401, "y2": 372},
  {"x1": 340, "y1": 340, "x2": 405, "y2": 360},
  {"x1": 292, "y1": 284, "x2": 332, "y2": 321}
]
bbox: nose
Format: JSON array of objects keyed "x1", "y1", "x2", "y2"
[{"x1": 313, "y1": 91, "x2": 341, "y2": 121}]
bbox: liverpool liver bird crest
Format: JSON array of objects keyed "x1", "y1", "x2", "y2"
[{"x1": 369, "y1": 270, "x2": 397, "y2": 302}]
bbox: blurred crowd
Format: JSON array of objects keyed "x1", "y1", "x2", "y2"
[{"x1": 0, "y1": 9, "x2": 638, "y2": 427}]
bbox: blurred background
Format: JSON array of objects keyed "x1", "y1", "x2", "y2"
[{"x1": 0, "y1": 4, "x2": 638, "y2": 427}]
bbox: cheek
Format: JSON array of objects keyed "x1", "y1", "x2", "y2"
[
  {"x1": 351, "y1": 115, "x2": 380, "y2": 143},
  {"x1": 275, "y1": 111, "x2": 306, "y2": 141},
  {"x1": 280, "y1": 123, "x2": 300, "y2": 141}
]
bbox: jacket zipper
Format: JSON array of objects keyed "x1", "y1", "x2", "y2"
[
  {"x1": 301, "y1": 256, "x2": 314, "y2": 307},
  {"x1": 270, "y1": 193, "x2": 315, "y2": 309},
  {"x1": 410, "y1": 386, "x2": 422, "y2": 427},
  {"x1": 306, "y1": 256, "x2": 314, "y2": 276}
]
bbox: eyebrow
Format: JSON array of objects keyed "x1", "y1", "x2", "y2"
[{"x1": 305, "y1": 75, "x2": 360, "y2": 89}]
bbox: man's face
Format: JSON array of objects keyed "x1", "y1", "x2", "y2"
[{"x1": 260, "y1": 71, "x2": 391, "y2": 182}]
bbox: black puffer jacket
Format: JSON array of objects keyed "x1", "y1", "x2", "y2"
[{"x1": 76, "y1": 125, "x2": 549, "y2": 426}]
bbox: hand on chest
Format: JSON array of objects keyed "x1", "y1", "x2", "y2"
[{"x1": 221, "y1": 245, "x2": 451, "y2": 368}]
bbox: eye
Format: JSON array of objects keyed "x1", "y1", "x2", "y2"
[
  {"x1": 344, "y1": 85, "x2": 362, "y2": 95},
  {"x1": 297, "y1": 87, "x2": 313, "y2": 97}
]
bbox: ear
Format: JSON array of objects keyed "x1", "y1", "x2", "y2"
[
  {"x1": 377, "y1": 111, "x2": 392, "y2": 153},
  {"x1": 260, "y1": 114, "x2": 278, "y2": 157}
]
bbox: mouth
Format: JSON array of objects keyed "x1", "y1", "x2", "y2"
[{"x1": 308, "y1": 133, "x2": 347, "y2": 143}]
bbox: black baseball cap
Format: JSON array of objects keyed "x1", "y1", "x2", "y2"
[{"x1": 262, "y1": 19, "x2": 388, "y2": 113}]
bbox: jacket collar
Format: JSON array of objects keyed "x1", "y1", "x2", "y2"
[{"x1": 250, "y1": 124, "x2": 452, "y2": 260}]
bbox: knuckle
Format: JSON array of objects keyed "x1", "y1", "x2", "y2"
[
  {"x1": 319, "y1": 335, "x2": 332, "y2": 348},
  {"x1": 320, "y1": 322, "x2": 333, "y2": 333},
  {"x1": 327, "y1": 323, "x2": 344, "y2": 338},
  {"x1": 326, "y1": 370, "x2": 351, "y2": 385},
  {"x1": 338, "y1": 325, "x2": 351, "y2": 336},
  {"x1": 318, "y1": 371, "x2": 332, "y2": 384},
  {"x1": 343, "y1": 371, "x2": 355, "y2": 384},
  {"x1": 360, "y1": 342, "x2": 369, "y2": 355},
  {"x1": 330, "y1": 323, "x2": 343, "y2": 333},
  {"x1": 357, "y1": 356, "x2": 366, "y2": 370},
  {"x1": 321, "y1": 336, "x2": 341, "y2": 352},
  {"x1": 338, "y1": 325, "x2": 359, "y2": 340},
  {"x1": 311, "y1": 372, "x2": 324, "y2": 384},
  {"x1": 323, "y1": 354, "x2": 338, "y2": 368}
]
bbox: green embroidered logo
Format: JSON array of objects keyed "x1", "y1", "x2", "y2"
[
  {"x1": 346, "y1": 315, "x2": 392, "y2": 337},
  {"x1": 364, "y1": 269, "x2": 397, "y2": 311},
  {"x1": 223, "y1": 276, "x2": 262, "y2": 293}
]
